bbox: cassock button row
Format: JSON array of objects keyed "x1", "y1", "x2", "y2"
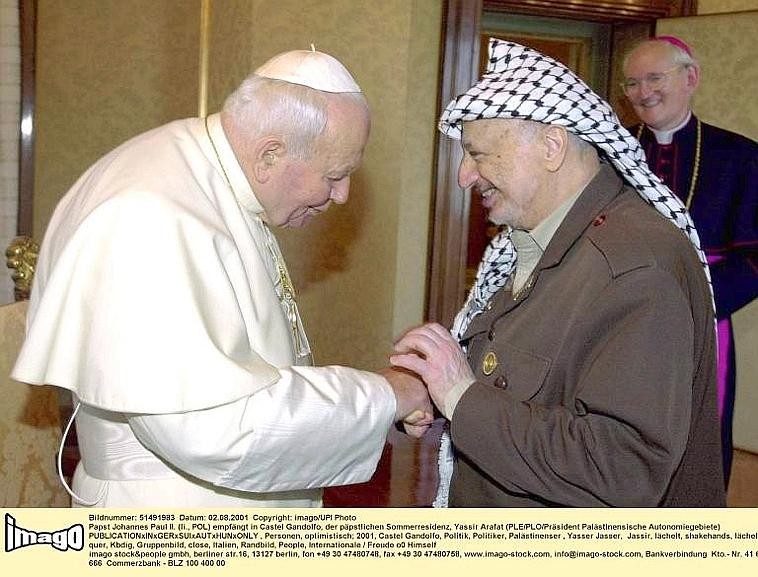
[
  {"x1": 493, "y1": 375, "x2": 507, "y2": 389},
  {"x1": 592, "y1": 214, "x2": 606, "y2": 226}
]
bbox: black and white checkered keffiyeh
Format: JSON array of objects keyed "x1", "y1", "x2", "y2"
[{"x1": 433, "y1": 39, "x2": 711, "y2": 508}]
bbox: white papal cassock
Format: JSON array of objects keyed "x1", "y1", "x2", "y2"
[{"x1": 12, "y1": 113, "x2": 395, "y2": 507}]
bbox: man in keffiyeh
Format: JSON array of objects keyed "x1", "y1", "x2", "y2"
[{"x1": 391, "y1": 39, "x2": 725, "y2": 507}]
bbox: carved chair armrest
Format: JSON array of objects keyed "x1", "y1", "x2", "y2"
[{"x1": 5, "y1": 235, "x2": 39, "y2": 302}]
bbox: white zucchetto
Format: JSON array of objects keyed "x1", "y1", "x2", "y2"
[{"x1": 254, "y1": 49, "x2": 361, "y2": 93}]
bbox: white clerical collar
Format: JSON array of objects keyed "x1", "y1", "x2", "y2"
[
  {"x1": 204, "y1": 113, "x2": 266, "y2": 214},
  {"x1": 649, "y1": 111, "x2": 692, "y2": 145}
]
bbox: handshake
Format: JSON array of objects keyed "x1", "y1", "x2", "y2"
[{"x1": 380, "y1": 322, "x2": 476, "y2": 438}]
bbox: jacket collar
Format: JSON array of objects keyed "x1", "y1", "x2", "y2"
[{"x1": 539, "y1": 162, "x2": 624, "y2": 271}]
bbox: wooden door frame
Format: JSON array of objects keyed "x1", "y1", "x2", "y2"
[
  {"x1": 426, "y1": 0, "x2": 483, "y2": 327},
  {"x1": 18, "y1": 0, "x2": 36, "y2": 237}
]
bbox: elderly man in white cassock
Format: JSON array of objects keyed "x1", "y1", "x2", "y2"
[{"x1": 12, "y1": 49, "x2": 432, "y2": 507}]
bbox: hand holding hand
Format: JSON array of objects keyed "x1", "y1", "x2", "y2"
[
  {"x1": 378, "y1": 367, "x2": 434, "y2": 437},
  {"x1": 390, "y1": 323, "x2": 475, "y2": 412}
]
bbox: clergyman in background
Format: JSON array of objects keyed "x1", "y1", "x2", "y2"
[{"x1": 623, "y1": 36, "x2": 758, "y2": 485}]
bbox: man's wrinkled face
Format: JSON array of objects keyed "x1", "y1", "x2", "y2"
[
  {"x1": 623, "y1": 43, "x2": 696, "y2": 131},
  {"x1": 267, "y1": 100, "x2": 369, "y2": 228},
  {"x1": 458, "y1": 119, "x2": 547, "y2": 231}
]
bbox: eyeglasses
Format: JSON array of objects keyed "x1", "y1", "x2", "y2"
[{"x1": 621, "y1": 65, "x2": 683, "y2": 96}]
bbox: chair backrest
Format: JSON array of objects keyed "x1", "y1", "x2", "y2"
[{"x1": 1, "y1": 237, "x2": 70, "y2": 506}]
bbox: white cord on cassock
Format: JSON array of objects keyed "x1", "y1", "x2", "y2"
[{"x1": 57, "y1": 402, "x2": 106, "y2": 506}]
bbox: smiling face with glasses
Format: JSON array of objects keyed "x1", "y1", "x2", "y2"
[
  {"x1": 623, "y1": 41, "x2": 699, "y2": 131},
  {"x1": 621, "y1": 66, "x2": 683, "y2": 95}
]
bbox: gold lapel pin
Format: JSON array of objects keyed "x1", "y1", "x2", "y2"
[{"x1": 482, "y1": 351, "x2": 498, "y2": 376}]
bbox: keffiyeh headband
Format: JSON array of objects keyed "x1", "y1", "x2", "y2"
[{"x1": 433, "y1": 39, "x2": 711, "y2": 508}]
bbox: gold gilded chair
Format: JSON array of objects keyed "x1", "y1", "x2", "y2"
[{"x1": 1, "y1": 236, "x2": 69, "y2": 506}]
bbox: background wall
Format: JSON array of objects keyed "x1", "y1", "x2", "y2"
[
  {"x1": 0, "y1": 0, "x2": 20, "y2": 304},
  {"x1": 697, "y1": 0, "x2": 758, "y2": 14},
  {"x1": 658, "y1": 11, "x2": 758, "y2": 452},
  {"x1": 33, "y1": 0, "x2": 200, "y2": 238},
  {"x1": 31, "y1": 0, "x2": 442, "y2": 372}
]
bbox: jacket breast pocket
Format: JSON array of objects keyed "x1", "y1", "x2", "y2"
[{"x1": 481, "y1": 340, "x2": 551, "y2": 401}]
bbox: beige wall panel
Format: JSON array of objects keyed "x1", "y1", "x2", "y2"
[
  {"x1": 391, "y1": 0, "x2": 440, "y2": 341},
  {"x1": 208, "y1": 0, "x2": 441, "y2": 369},
  {"x1": 732, "y1": 301, "x2": 758, "y2": 451},
  {"x1": 33, "y1": 0, "x2": 200, "y2": 238},
  {"x1": 698, "y1": 0, "x2": 758, "y2": 14},
  {"x1": 206, "y1": 0, "x2": 255, "y2": 112},
  {"x1": 659, "y1": 13, "x2": 758, "y2": 139},
  {"x1": 658, "y1": 13, "x2": 758, "y2": 452}
]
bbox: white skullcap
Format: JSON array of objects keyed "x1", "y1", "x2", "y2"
[{"x1": 254, "y1": 49, "x2": 361, "y2": 93}]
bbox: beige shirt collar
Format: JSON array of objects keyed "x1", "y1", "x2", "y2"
[{"x1": 510, "y1": 185, "x2": 584, "y2": 291}]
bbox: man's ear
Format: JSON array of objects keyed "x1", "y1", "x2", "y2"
[
  {"x1": 685, "y1": 64, "x2": 700, "y2": 93},
  {"x1": 543, "y1": 125, "x2": 568, "y2": 172},
  {"x1": 252, "y1": 138, "x2": 285, "y2": 183}
]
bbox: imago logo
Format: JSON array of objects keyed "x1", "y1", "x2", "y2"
[{"x1": 5, "y1": 514, "x2": 84, "y2": 552}]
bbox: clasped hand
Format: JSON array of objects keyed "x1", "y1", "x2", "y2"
[
  {"x1": 390, "y1": 322, "x2": 475, "y2": 417},
  {"x1": 378, "y1": 367, "x2": 434, "y2": 438}
]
